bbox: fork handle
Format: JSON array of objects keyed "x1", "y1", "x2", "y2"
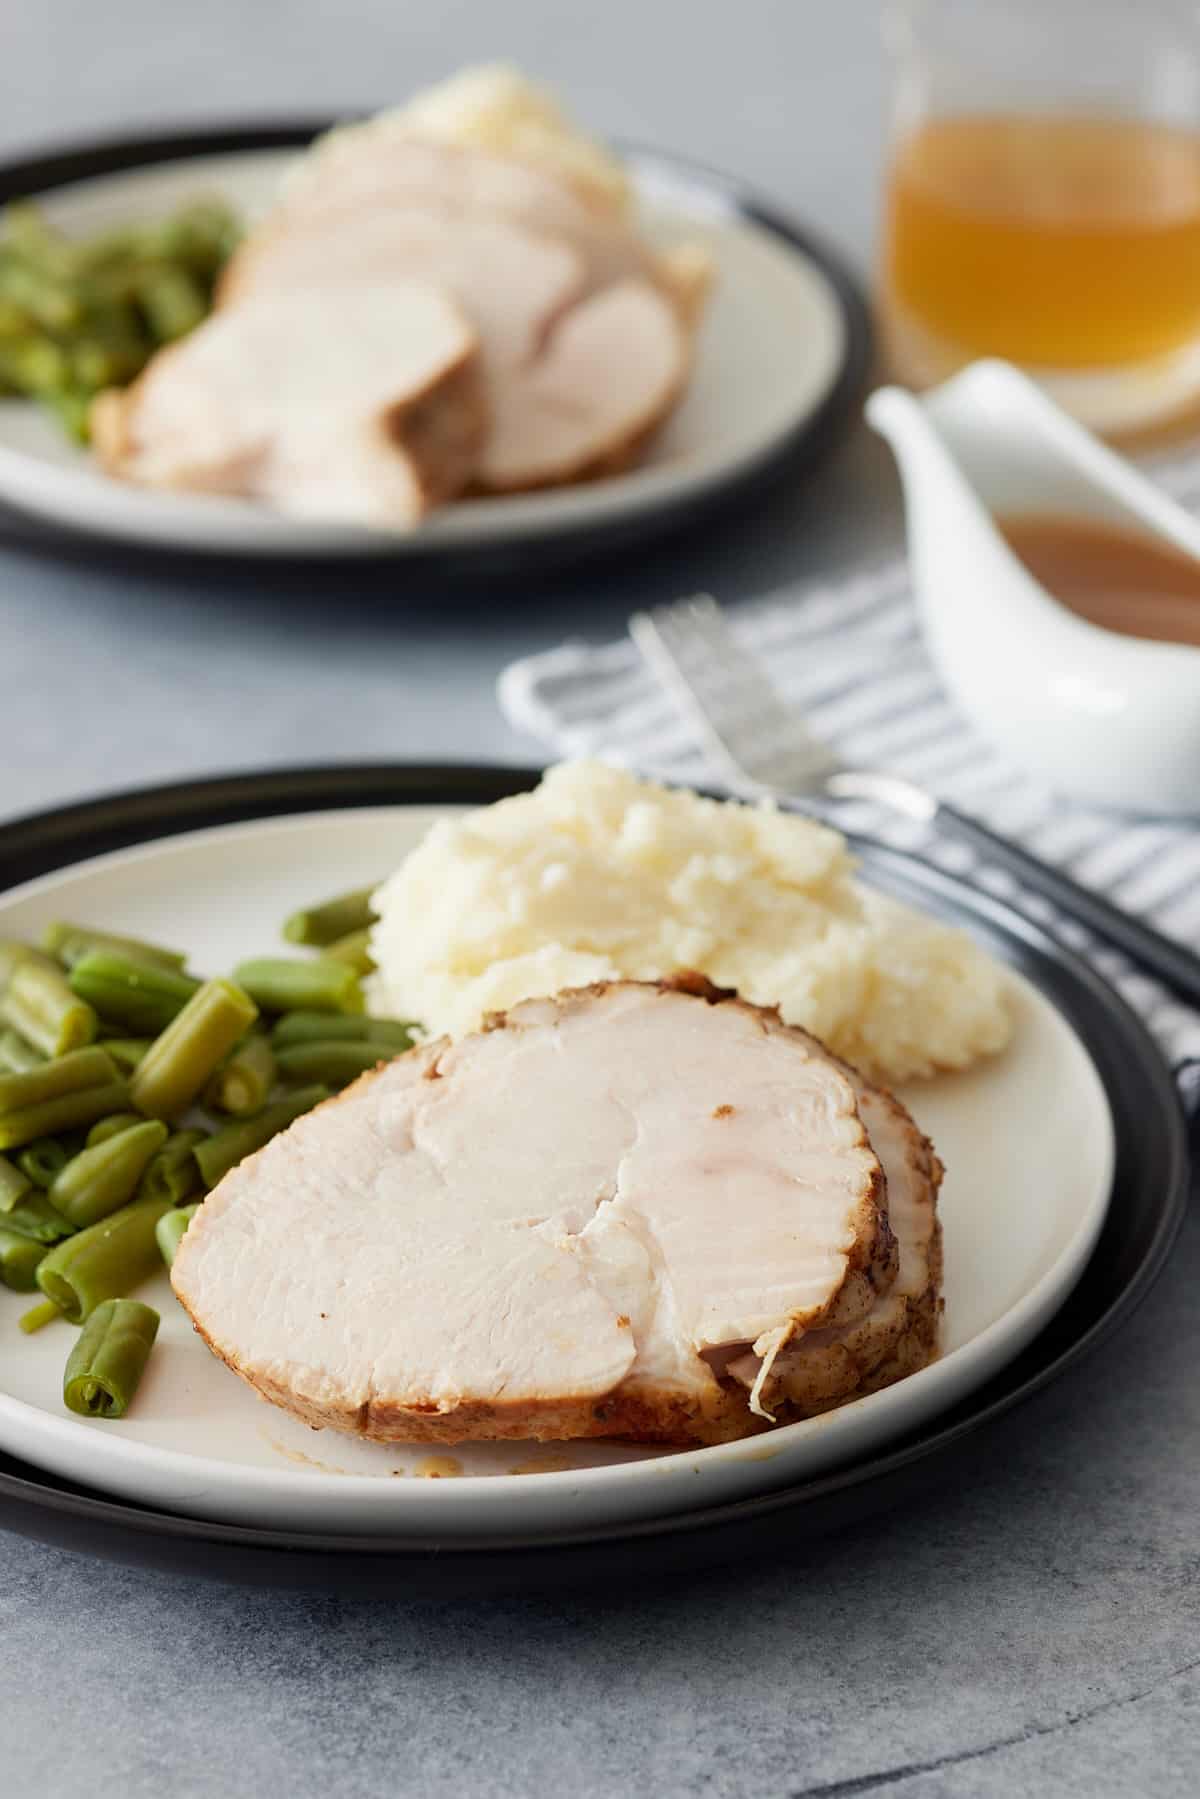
[{"x1": 933, "y1": 800, "x2": 1200, "y2": 1010}]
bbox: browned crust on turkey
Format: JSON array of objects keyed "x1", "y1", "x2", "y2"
[{"x1": 174, "y1": 976, "x2": 919, "y2": 1449}]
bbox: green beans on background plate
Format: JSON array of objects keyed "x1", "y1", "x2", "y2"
[
  {"x1": 48, "y1": 1119, "x2": 168, "y2": 1229},
  {"x1": 0, "y1": 1187, "x2": 76, "y2": 1244},
  {"x1": 322, "y1": 928, "x2": 375, "y2": 975},
  {"x1": 155, "y1": 1203, "x2": 199, "y2": 1269},
  {"x1": 86, "y1": 1111, "x2": 144, "y2": 1148},
  {"x1": 129, "y1": 978, "x2": 257, "y2": 1120},
  {"x1": 67, "y1": 952, "x2": 200, "y2": 1036},
  {"x1": 282, "y1": 886, "x2": 377, "y2": 948},
  {"x1": 139, "y1": 1128, "x2": 206, "y2": 1206},
  {"x1": 0, "y1": 1223, "x2": 47, "y2": 1290},
  {"x1": 205, "y1": 1031, "x2": 275, "y2": 1116},
  {"x1": 0, "y1": 958, "x2": 97, "y2": 1056},
  {"x1": 41, "y1": 922, "x2": 187, "y2": 973},
  {"x1": 232, "y1": 957, "x2": 364, "y2": 1016},
  {"x1": 274, "y1": 1039, "x2": 390, "y2": 1089},
  {"x1": 269, "y1": 1012, "x2": 415, "y2": 1050},
  {"x1": 16, "y1": 1136, "x2": 72, "y2": 1188},
  {"x1": 194, "y1": 1085, "x2": 329, "y2": 1190},
  {"x1": 0, "y1": 1046, "x2": 128, "y2": 1150},
  {"x1": 63, "y1": 1297, "x2": 159, "y2": 1418},
  {"x1": 36, "y1": 1193, "x2": 172, "y2": 1323}
]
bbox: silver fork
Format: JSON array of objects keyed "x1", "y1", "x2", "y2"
[{"x1": 630, "y1": 594, "x2": 1200, "y2": 1009}]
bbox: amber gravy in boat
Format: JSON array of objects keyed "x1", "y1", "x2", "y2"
[{"x1": 997, "y1": 513, "x2": 1200, "y2": 646}]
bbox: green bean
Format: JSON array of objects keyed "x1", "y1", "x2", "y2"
[
  {"x1": 275, "y1": 1040, "x2": 391, "y2": 1088},
  {"x1": 139, "y1": 1129, "x2": 205, "y2": 1206},
  {"x1": 67, "y1": 951, "x2": 200, "y2": 1035},
  {"x1": 233, "y1": 957, "x2": 364, "y2": 1016},
  {"x1": 155, "y1": 1203, "x2": 199, "y2": 1268},
  {"x1": 270, "y1": 1012, "x2": 416, "y2": 1050},
  {"x1": 98, "y1": 1038, "x2": 152, "y2": 1075},
  {"x1": 282, "y1": 886, "x2": 377, "y2": 947},
  {"x1": 0, "y1": 1188, "x2": 76, "y2": 1244},
  {"x1": 0, "y1": 941, "x2": 53, "y2": 991},
  {"x1": 41, "y1": 922, "x2": 188, "y2": 973},
  {"x1": 1, "y1": 958, "x2": 97, "y2": 1056},
  {"x1": 63, "y1": 1297, "x2": 160, "y2": 1418},
  {"x1": 323, "y1": 928, "x2": 375, "y2": 975},
  {"x1": 86, "y1": 1111, "x2": 144, "y2": 1148},
  {"x1": 36, "y1": 1193, "x2": 172, "y2": 1323},
  {"x1": 137, "y1": 265, "x2": 206, "y2": 342},
  {"x1": 0, "y1": 1046, "x2": 115, "y2": 1112},
  {"x1": 0, "y1": 1223, "x2": 46, "y2": 1291},
  {"x1": 205, "y1": 1031, "x2": 275, "y2": 1116},
  {"x1": 48, "y1": 1119, "x2": 168, "y2": 1229},
  {"x1": 0, "y1": 1027, "x2": 43, "y2": 1074},
  {"x1": 19, "y1": 1298, "x2": 61, "y2": 1334},
  {"x1": 0, "y1": 1151, "x2": 32, "y2": 1212},
  {"x1": 17, "y1": 1137, "x2": 71, "y2": 1189},
  {"x1": 194, "y1": 1085, "x2": 329, "y2": 1189},
  {"x1": 0, "y1": 1079, "x2": 130, "y2": 1151},
  {"x1": 130, "y1": 978, "x2": 257, "y2": 1120}
]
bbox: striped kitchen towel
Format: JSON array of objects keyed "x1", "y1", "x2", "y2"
[{"x1": 498, "y1": 471, "x2": 1200, "y2": 1108}]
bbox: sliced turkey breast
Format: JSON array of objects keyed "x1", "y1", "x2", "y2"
[
  {"x1": 171, "y1": 979, "x2": 898, "y2": 1448},
  {"x1": 274, "y1": 135, "x2": 710, "y2": 320},
  {"x1": 91, "y1": 282, "x2": 485, "y2": 526},
  {"x1": 218, "y1": 209, "x2": 585, "y2": 368},
  {"x1": 479, "y1": 278, "x2": 689, "y2": 491},
  {"x1": 729, "y1": 1060, "x2": 943, "y2": 1417}
]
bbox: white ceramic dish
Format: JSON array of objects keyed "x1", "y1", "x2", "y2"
[
  {"x1": 0, "y1": 805, "x2": 1114, "y2": 1538},
  {"x1": 0, "y1": 141, "x2": 861, "y2": 561},
  {"x1": 867, "y1": 360, "x2": 1200, "y2": 817}
]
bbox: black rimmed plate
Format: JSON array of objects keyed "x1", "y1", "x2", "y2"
[
  {"x1": 0, "y1": 764, "x2": 1188, "y2": 1596},
  {"x1": 0, "y1": 125, "x2": 871, "y2": 572}
]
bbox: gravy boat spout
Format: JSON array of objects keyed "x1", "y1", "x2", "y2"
[{"x1": 866, "y1": 359, "x2": 1200, "y2": 816}]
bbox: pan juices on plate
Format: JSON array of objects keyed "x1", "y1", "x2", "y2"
[{"x1": 171, "y1": 765, "x2": 1010, "y2": 1450}]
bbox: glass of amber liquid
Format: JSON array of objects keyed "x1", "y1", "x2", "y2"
[{"x1": 880, "y1": 0, "x2": 1200, "y2": 436}]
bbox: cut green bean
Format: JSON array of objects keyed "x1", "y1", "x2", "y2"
[
  {"x1": 269, "y1": 1012, "x2": 417, "y2": 1051},
  {"x1": 36, "y1": 1193, "x2": 172, "y2": 1323},
  {"x1": 0, "y1": 1151, "x2": 32, "y2": 1212},
  {"x1": 0, "y1": 1222, "x2": 46, "y2": 1290},
  {"x1": 139, "y1": 1128, "x2": 206, "y2": 1205},
  {"x1": 0, "y1": 940, "x2": 57, "y2": 993},
  {"x1": 0, "y1": 1046, "x2": 116, "y2": 1112},
  {"x1": 0, "y1": 1187, "x2": 76, "y2": 1244},
  {"x1": 0, "y1": 1026, "x2": 44, "y2": 1074},
  {"x1": 275, "y1": 1040, "x2": 391, "y2": 1088},
  {"x1": 205, "y1": 1031, "x2": 275, "y2": 1116},
  {"x1": 17, "y1": 1137, "x2": 71, "y2": 1189},
  {"x1": 67, "y1": 951, "x2": 200, "y2": 1036},
  {"x1": 19, "y1": 1298, "x2": 61, "y2": 1334},
  {"x1": 48, "y1": 1119, "x2": 168, "y2": 1229},
  {"x1": 86, "y1": 1111, "x2": 144, "y2": 1148},
  {"x1": 155, "y1": 1203, "x2": 199, "y2": 1268},
  {"x1": 194, "y1": 1085, "x2": 329, "y2": 1189},
  {"x1": 63, "y1": 1297, "x2": 160, "y2": 1418},
  {"x1": 41, "y1": 922, "x2": 188, "y2": 973},
  {"x1": 232, "y1": 957, "x2": 364, "y2": 1017},
  {"x1": 1, "y1": 958, "x2": 97, "y2": 1056},
  {"x1": 130, "y1": 978, "x2": 258, "y2": 1120},
  {"x1": 323, "y1": 927, "x2": 375, "y2": 975},
  {"x1": 0, "y1": 1078, "x2": 131, "y2": 1152},
  {"x1": 98, "y1": 1038, "x2": 152, "y2": 1075},
  {"x1": 282, "y1": 886, "x2": 377, "y2": 948}
]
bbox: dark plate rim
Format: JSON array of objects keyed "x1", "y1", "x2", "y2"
[
  {"x1": 0, "y1": 122, "x2": 873, "y2": 569},
  {"x1": 0, "y1": 761, "x2": 1189, "y2": 1576}
]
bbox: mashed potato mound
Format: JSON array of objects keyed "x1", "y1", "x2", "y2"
[{"x1": 370, "y1": 762, "x2": 1012, "y2": 1083}]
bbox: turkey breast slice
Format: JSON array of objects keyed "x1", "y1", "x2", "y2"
[
  {"x1": 273, "y1": 135, "x2": 711, "y2": 319},
  {"x1": 171, "y1": 979, "x2": 897, "y2": 1448},
  {"x1": 91, "y1": 282, "x2": 485, "y2": 527},
  {"x1": 728, "y1": 1064, "x2": 943, "y2": 1417},
  {"x1": 218, "y1": 209, "x2": 585, "y2": 368},
  {"x1": 478, "y1": 278, "x2": 689, "y2": 492}
]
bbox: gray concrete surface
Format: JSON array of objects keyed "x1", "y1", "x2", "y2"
[{"x1": 1, "y1": 5, "x2": 1197, "y2": 1795}]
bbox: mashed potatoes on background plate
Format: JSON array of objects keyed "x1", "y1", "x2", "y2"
[{"x1": 370, "y1": 762, "x2": 1012, "y2": 1084}]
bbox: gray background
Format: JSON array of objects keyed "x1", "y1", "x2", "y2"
[{"x1": 2, "y1": 5, "x2": 1198, "y2": 1795}]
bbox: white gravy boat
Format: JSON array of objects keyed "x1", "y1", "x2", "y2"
[{"x1": 866, "y1": 359, "x2": 1200, "y2": 816}]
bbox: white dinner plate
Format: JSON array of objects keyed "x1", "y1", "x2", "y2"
[
  {"x1": 0, "y1": 133, "x2": 869, "y2": 563},
  {"x1": 0, "y1": 805, "x2": 1114, "y2": 1538}
]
